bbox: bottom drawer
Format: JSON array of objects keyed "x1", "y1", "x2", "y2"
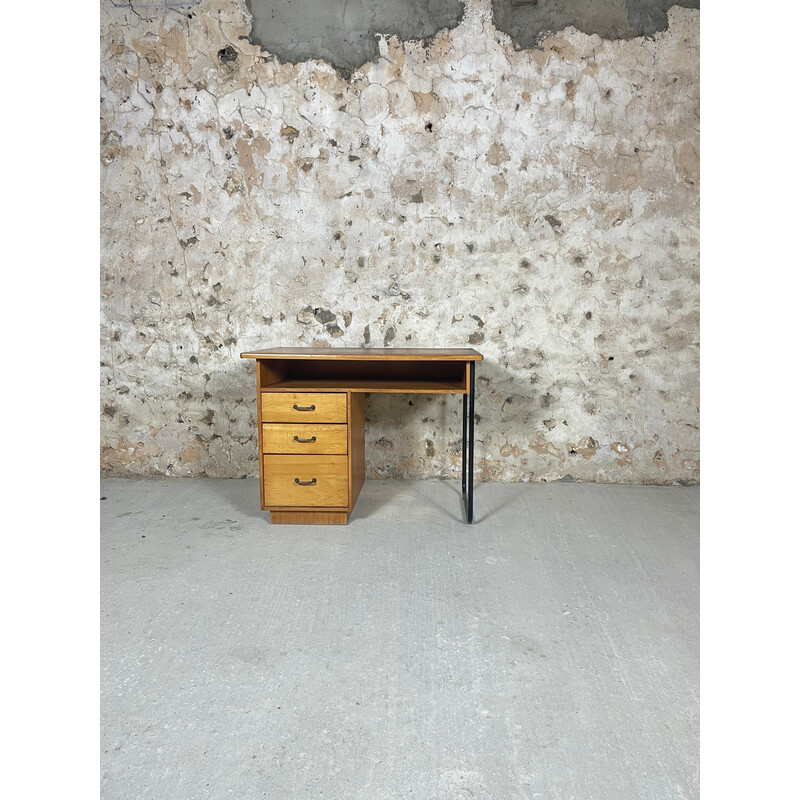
[{"x1": 263, "y1": 455, "x2": 349, "y2": 508}]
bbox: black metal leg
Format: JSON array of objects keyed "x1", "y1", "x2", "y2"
[
  {"x1": 467, "y1": 362, "x2": 475, "y2": 523},
  {"x1": 461, "y1": 363, "x2": 476, "y2": 524},
  {"x1": 461, "y1": 392, "x2": 467, "y2": 495}
]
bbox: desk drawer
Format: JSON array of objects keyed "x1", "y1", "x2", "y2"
[
  {"x1": 261, "y1": 392, "x2": 347, "y2": 423},
  {"x1": 262, "y1": 423, "x2": 348, "y2": 455},
  {"x1": 263, "y1": 455, "x2": 348, "y2": 507}
]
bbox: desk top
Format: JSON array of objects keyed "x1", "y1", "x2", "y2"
[{"x1": 240, "y1": 347, "x2": 484, "y2": 361}]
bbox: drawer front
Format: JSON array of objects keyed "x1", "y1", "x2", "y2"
[
  {"x1": 261, "y1": 392, "x2": 347, "y2": 423},
  {"x1": 262, "y1": 423, "x2": 348, "y2": 455},
  {"x1": 263, "y1": 455, "x2": 349, "y2": 508}
]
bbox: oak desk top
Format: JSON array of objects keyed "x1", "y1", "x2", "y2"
[{"x1": 240, "y1": 347, "x2": 484, "y2": 361}]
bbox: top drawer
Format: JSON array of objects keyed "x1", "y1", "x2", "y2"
[{"x1": 261, "y1": 392, "x2": 347, "y2": 423}]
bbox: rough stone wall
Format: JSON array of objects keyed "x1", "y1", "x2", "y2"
[{"x1": 100, "y1": 0, "x2": 699, "y2": 484}]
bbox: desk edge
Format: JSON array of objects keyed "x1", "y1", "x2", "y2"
[{"x1": 240, "y1": 349, "x2": 484, "y2": 361}]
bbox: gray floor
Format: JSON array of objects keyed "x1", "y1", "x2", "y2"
[{"x1": 101, "y1": 478, "x2": 699, "y2": 800}]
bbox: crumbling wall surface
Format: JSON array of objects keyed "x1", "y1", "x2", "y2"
[{"x1": 100, "y1": 0, "x2": 699, "y2": 484}]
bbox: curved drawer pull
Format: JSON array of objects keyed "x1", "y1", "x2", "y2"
[
  {"x1": 293, "y1": 435, "x2": 317, "y2": 443},
  {"x1": 292, "y1": 403, "x2": 316, "y2": 411},
  {"x1": 294, "y1": 477, "x2": 317, "y2": 486}
]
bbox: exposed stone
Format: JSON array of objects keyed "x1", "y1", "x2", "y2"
[
  {"x1": 486, "y1": 142, "x2": 510, "y2": 166},
  {"x1": 570, "y1": 436, "x2": 599, "y2": 459},
  {"x1": 325, "y1": 323, "x2": 344, "y2": 338},
  {"x1": 297, "y1": 306, "x2": 315, "y2": 324},
  {"x1": 218, "y1": 46, "x2": 238, "y2": 63},
  {"x1": 313, "y1": 308, "x2": 336, "y2": 324}
]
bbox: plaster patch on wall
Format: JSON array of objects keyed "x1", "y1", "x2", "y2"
[{"x1": 100, "y1": 0, "x2": 699, "y2": 484}]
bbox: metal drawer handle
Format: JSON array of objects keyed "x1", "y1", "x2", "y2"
[
  {"x1": 293, "y1": 435, "x2": 317, "y2": 443},
  {"x1": 294, "y1": 477, "x2": 317, "y2": 486},
  {"x1": 292, "y1": 403, "x2": 316, "y2": 411}
]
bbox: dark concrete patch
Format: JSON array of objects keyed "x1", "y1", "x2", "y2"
[
  {"x1": 492, "y1": 0, "x2": 699, "y2": 45},
  {"x1": 245, "y1": 0, "x2": 464, "y2": 72}
]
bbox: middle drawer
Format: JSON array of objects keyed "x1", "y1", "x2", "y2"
[{"x1": 262, "y1": 423, "x2": 348, "y2": 455}]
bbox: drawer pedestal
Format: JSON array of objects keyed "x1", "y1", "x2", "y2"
[{"x1": 258, "y1": 390, "x2": 365, "y2": 524}]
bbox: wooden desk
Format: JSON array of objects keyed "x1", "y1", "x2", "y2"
[{"x1": 239, "y1": 348, "x2": 484, "y2": 525}]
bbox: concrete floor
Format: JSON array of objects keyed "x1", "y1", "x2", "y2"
[{"x1": 101, "y1": 478, "x2": 699, "y2": 800}]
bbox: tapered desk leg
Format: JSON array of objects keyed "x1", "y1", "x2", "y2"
[{"x1": 461, "y1": 362, "x2": 476, "y2": 524}]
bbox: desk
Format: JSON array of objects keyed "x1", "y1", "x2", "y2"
[{"x1": 239, "y1": 347, "x2": 484, "y2": 524}]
